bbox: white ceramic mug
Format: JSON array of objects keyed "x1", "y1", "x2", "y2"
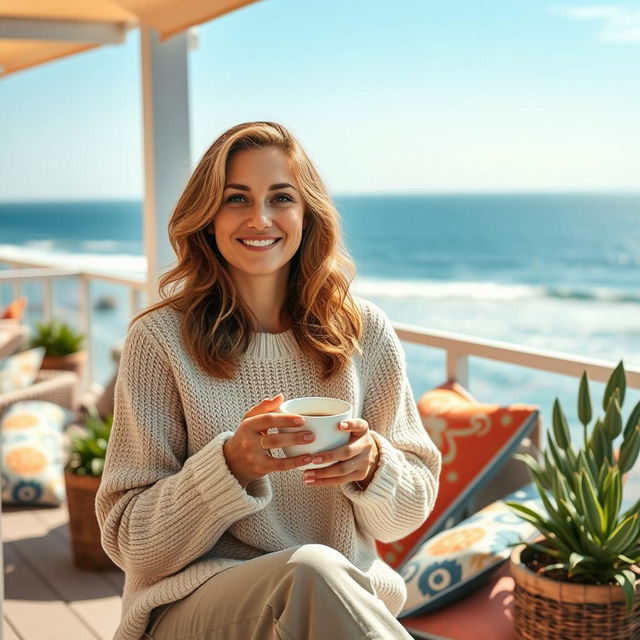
[{"x1": 278, "y1": 396, "x2": 352, "y2": 470}]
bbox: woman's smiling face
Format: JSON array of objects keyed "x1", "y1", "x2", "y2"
[{"x1": 212, "y1": 146, "x2": 305, "y2": 282}]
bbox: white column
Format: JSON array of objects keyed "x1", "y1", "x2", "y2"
[{"x1": 140, "y1": 27, "x2": 191, "y2": 304}]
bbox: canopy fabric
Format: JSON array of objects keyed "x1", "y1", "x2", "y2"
[
  {"x1": 0, "y1": 39, "x2": 101, "y2": 75},
  {"x1": 0, "y1": 0, "x2": 135, "y2": 23},
  {"x1": 117, "y1": 0, "x2": 257, "y2": 40},
  {"x1": 0, "y1": 0, "x2": 258, "y2": 77}
]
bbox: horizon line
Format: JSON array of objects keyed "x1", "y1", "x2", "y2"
[{"x1": 1, "y1": 187, "x2": 640, "y2": 205}]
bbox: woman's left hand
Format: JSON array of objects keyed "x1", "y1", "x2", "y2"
[{"x1": 303, "y1": 419, "x2": 380, "y2": 488}]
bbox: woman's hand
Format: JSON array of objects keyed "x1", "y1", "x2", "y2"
[
  {"x1": 223, "y1": 393, "x2": 316, "y2": 488},
  {"x1": 302, "y1": 419, "x2": 380, "y2": 488}
]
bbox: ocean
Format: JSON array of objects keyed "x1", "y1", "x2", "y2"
[{"x1": 1, "y1": 193, "x2": 640, "y2": 450}]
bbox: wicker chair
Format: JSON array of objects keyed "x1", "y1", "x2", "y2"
[{"x1": 0, "y1": 368, "x2": 80, "y2": 415}]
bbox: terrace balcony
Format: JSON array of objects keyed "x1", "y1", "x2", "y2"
[{"x1": 2, "y1": 255, "x2": 639, "y2": 640}]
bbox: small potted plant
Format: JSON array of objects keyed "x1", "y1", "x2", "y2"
[
  {"x1": 506, "y1": 361, "x2": 640, "y2": 640},
  {"x1": 30, "y1": 320, "x2": 86, "y2": 377},
  {"x1": 64, "y1": 408, "x2": 116, "y2": 571}
]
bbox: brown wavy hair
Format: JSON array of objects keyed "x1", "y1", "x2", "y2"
[{"x1": 134, "y1": 121, "x2": 363, "y2": 381}]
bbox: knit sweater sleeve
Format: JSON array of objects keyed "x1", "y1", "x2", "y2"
[
  {"x1": 341, "y1": 300, "x2": 442, "y2": 543},
  {"x1": 95, "y1": 317, "x2": 272, "y2": 579}
]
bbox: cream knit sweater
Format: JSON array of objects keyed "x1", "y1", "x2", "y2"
[{"x1": 95, "y1": 296, "x2": 442, "y2": 640}]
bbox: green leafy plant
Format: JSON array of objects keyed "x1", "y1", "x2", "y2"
[
  {"x1": 506, "y1": 360, "x2": 640, "y2": 613},
  {"x1": 30, "y1": 320, "x2": 85, "y2": 357},
  {"x1": 66, "y1": 409, "x2": 112, "y2": 477}
]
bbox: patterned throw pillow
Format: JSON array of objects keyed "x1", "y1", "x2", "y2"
[
  {"x1": 0, "y1": 347, "x2": 45, "y2": 393},
  {"x1": 1, "y1": 400, "x2": 73, "y2": 505},
  {"x1": 376, "y1": 381, "x2": 538, "y2": 568},
  {"x1": 398, "y1": 483, "x2": 541, "y2": 617}
]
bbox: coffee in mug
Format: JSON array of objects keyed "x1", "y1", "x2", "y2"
[{"x1": 298, "y1": 412, "x2": 335, "y2": 417}]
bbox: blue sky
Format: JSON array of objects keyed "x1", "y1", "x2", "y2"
[{"x1": 0, "y1": 0, "x2": 639, "y2": 200}]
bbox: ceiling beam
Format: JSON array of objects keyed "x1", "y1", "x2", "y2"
[{"x1": 0, "y1": 17, "x2": 129, "y2": 43}]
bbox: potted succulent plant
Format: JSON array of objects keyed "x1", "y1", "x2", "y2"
[
  {"x1": 64, "y1": 408, "x2": 116, "y2": 571},
  {"x1": 506, "y1": 361, "x2": 640, "y2": 640},
  {"x1": 30, "y1": 320, "x2": 86, "y2": 377}
]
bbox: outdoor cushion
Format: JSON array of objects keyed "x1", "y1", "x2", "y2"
[
  {"x1": 398, "y1": 483, "x2": 540, "y2": 617},
  {"x1": 1, "y1": 400, "x2": 73, "y2": 505},
  {"x1": 0, "y1": 320, "x2": 30, "y2": 359},
  {"x1": 1, "y1": 297, "x2": 27, "y2": 320},
  {"x1": 400, "y1": 562, "x2": 516, "y2": 640},
  {"x1": 0, "y1": 346, "x2": 45, "y2": 394},
  {"x1": 376, "y1": 381, "x2": 538, "y2": 568}
]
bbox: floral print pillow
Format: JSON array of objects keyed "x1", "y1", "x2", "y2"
[
  {"x1": 1, "y1": 400, "x2": 73, "y2": 505},
  {"x1": 398, "y1": 483, "x2": 542, "y2": 617},
  {"x1": 0, "y1": 347, "x2": 45, "y2": 393}
]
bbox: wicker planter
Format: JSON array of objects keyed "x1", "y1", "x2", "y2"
[
  {"x1": 64, "y1": 470, "x2": 116, "y2": 571},
  {"x1": 42, "y1": 350, "x2": 86, "y2": 378},
  {"x1": 510, "y1": 543, "x2": 640, "y2": 640}
]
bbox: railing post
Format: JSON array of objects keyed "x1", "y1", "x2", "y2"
[
  {"x1": 11, "y1": 280, "x2": 21, "y2": 302},
  {"x1": 446, "y1": 351, "x2": 469, "y2": 388},
  {"x1": 43, "y1": 278, "x2": 54, "y2": 321},
  {"x1": 129, "y1": 287, "x2": 143, "y2": 319},
  {"x1": 78, "y1": 275, "x2": 92, "y2": 392}
]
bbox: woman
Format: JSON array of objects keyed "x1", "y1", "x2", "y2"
[{"x1": 95, "y1": 121, "x2": 441, "y2": 640}]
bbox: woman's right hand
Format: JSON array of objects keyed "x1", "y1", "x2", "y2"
[{"x1": 222, "y1": 393, "x2": 316, "y2": 488}]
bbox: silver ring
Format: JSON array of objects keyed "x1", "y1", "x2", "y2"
[{"x1": 260, "y1": 436, "x2": 272, "y2": 456}]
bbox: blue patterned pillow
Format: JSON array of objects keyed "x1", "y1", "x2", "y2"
[
  {"x1": 398, "y1": 483, "x2": 541, "y2": 617},
  {"x1": 1, "y1": 400, "x2": 73, "y2": 505}
]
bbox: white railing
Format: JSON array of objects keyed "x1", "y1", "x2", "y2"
[
  {"x1": 0, "y1": 257, "x2": 146, "y2": 390},
  {"x1": 393, "y1": 322, "x2": 640, "y2": 390},
  {"x1": 3, "y1": 254, "x2": 640, "y2": 396}
]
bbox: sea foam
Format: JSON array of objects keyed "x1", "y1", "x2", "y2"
[{"x1": 352, "y1": 277, "x2": 640, "y2": 304}]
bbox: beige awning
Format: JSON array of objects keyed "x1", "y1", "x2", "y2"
[{"x1": 0, "y1": 0, "x2": 259, "y2": 77}]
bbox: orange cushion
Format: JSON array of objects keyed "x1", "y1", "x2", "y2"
[
  {"x1": 400, "y1": 563, "x2": 516, "y2": 640},
  {"x1": 376, "y1": 381, "x2": 538, "y2": 569},
  {"x1": 1, "y1": 297, "x2": 27, "y2": 321}
]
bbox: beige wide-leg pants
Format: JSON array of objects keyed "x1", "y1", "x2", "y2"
[{"x1": 143, "y1": 544, "x2": 413, "y2": 640}]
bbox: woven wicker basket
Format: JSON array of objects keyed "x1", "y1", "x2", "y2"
[
  {"x1": 64, "y1": 471, "x2": 117, "y2": 571},
  {"x1": 510, "y1": 543, "x2": 640, "y2": 640}
]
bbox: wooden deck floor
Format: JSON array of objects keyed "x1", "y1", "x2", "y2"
[
  {"x1": 2, "y1": 503, "x2": 124, "y2": 640},
  {"x1": 3, "y1": 472, "x2": 639, "y2": 640}
]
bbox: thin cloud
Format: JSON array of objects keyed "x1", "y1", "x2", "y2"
[{"x1": 552, "y1": 5, "x2": 640, "y2": 42}]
